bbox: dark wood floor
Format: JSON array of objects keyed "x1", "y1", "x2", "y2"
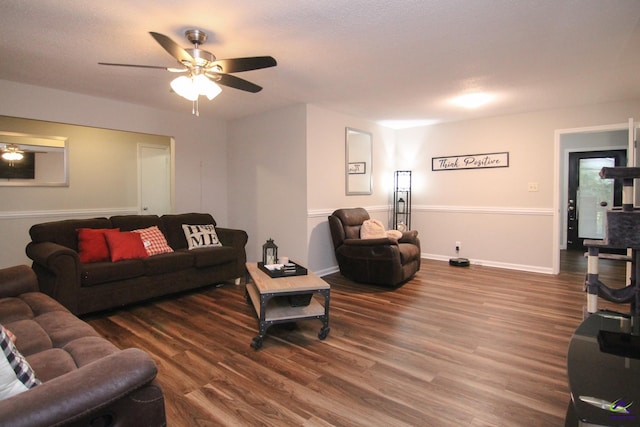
[{"x1": 85, "y1": 253, "x2": 629, "y2": 426}]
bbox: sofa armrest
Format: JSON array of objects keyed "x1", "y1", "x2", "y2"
[
  {"x1": 26, "y1": 241, "x2": 79, "y2": 269},
  {"x1": 0, "y1": 348, "x2": 164, "y2": 427},
  {"x1": 216, "y1": 227, "x2": 249, "y2": 249},
  {"x1": 0, "y1": 265, "x2": 39, "y2": 298},
  {"x1": 25, "y1": 242, "x2": 82, "y2": 314}
]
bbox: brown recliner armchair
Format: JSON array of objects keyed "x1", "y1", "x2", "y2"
[{"x1": 328, "y1": 207, "x2": 421, "y2": 286}]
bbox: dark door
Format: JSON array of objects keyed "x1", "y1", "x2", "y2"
[{"x1": 567, "y1": 150, "x2": 626, "y2": 250}]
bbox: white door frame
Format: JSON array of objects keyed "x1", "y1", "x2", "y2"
[
  {"x1": 137, "y1": 140, "x2": 175, "y2": 215},
  {"x1": 553, "y1": 121, "x2": 636, "y2": 274}
]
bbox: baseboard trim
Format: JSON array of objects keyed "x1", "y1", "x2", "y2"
[
  {"x1": 423, "y1": 253, "x2": 553, "y2": 275},
  {"x1": 314, "y1": 265, "x2": 340, "y2": 277}
]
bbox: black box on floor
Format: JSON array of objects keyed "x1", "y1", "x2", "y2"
[
  {"x1": 288, "y1": 293, "x2": 313, "y2": 307},
  {"x1": 449, "y1": 258, "x2": 470, "y2": 267}
]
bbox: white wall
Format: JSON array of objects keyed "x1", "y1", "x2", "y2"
[
  {"x1": 306, "y1": 104, "x2": 396, "y2": 274},
  {"x1": 398, "y1": 100, "x2": 640, "y2": 273},
  {"x1": 0, "y1": 79, "x2": 228, "y2": 269},
  {"x1": 227, "y1": 104, "x2": 308, "y2": 264},
  {"x1": 2, "y1": 79, "x2": 638, "y2": 276}
]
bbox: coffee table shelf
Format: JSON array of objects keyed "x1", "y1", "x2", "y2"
[{"x1": 245, "y1": 262, "x2": 330, "y2": 349}]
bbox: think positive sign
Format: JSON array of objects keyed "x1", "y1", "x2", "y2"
[{"x1": 432, "y1": 152, "x2": 509, "y2": 171}]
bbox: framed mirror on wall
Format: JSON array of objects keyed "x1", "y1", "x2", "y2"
[
  {"x1": 345, "y1": 127, "x2": 372, "y2": 195},
  {"x1": 0, "y1": 131, "x2": 68, "y2": 187}
]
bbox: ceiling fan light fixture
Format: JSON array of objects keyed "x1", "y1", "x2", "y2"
[
  {"x1": 170, "y1": 74, "x2": 221, "y2": 102},
  {"x1": 194, "y1": 74, "x2": 222, "y2": 101},
  {"x1": 2, "y1": 151, "x2": 23, "y2": 161},
  {"x1": 170, "y1": 75, "x2": 199, "y2": 101}
]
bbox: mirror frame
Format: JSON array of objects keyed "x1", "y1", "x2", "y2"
[
  {"x1": 345, "y1": 127, "x2": 373, "y2": 195},
  {"x1": 0, "y1": 131, "x2": 68, "y2": 187}
]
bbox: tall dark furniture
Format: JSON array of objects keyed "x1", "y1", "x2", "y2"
[
  {"x1": 393, "y1": 170, "x2": 412, "y2": 231},
  {"x1": 566, "y1": 167, "x2": 640, "y2": 426}
]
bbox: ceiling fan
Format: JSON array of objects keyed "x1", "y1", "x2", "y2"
[
  {"x1": 1, "y1": 143, "x2": 43, "y2": 166},
  {"x1": 99, "y1": 30, "x2": 277, "y2": 115}
]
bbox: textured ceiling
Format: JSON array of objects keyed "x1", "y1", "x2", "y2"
[{"x1": 0, "y1": 1, "x2": 639, "y2": 125}]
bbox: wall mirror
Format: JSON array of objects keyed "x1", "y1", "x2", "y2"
[
  {"x1": 345, "y1": 127, "x2": 372, "y2": 195},
  {"x1": 0, "y1": 131, "x2": 68, "y2": 186}
]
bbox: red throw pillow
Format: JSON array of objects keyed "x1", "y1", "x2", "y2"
[
  {"x1": 104, "y1": 231, "x2": 149, "y2": 262},
  {"x1": 77, "y1": 228, "x2": 117, "y2": 263}
]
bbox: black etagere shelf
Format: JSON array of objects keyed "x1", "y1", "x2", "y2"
[{"x1": 393, "y1": 170, "x2": 411, "y2": 231}]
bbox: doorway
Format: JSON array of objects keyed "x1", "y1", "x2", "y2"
[
  {"x1": 554, "y1": 124, "x2": 633, "y2": 274},
  {"x1": 566, "y1": 150, "x2": 626, "y2": 250},
  {"x1": 138, "y1": 143, "x2": 173, "y2": 215}
]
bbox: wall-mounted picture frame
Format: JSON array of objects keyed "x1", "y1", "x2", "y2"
[
  {"x1": 432, "y1": 151, "x2": 509, "y2": 171},
  {"x1": 348, "y1": 162, "x2": 366, "y2": 174}
]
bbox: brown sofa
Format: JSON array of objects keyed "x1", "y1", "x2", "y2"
[
  {"x1": 328, "y1": 207, "x2": 421, "y2": 286},
  {"x1": 0, "y1": 265, "x2": 165, "y2": 426},
  {"x1": 26, "y1": 213, "x2": 248, "y2": 315}
]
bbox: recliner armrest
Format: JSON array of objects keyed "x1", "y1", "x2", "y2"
[
  {"x1": 342, "y1": 237, "x2": 399, "y2": 247},
  {"x1": 399, "y1": 230, "x2": 419, "y2": 245},
  {"x1": 0, "y1": 348, "x2": 162, "y2": 427}
]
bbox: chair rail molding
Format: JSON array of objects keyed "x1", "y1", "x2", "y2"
[
  {"x1": 308, "y1": 205, "x2": 389, "y2": 218},
  {"x1": 414, "y1": 205, "x2": 554, "y2": 216},
  {"x1": 0, "y1": 207, "x2": 139, "y2": 220}
]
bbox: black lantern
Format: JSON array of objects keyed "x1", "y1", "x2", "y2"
[
  {"x1": 262, "y1": 238, "x2": 278, "y2": 265},
  {"x1": 397, "y1": 197, "x2": 405, "y2": 213}
]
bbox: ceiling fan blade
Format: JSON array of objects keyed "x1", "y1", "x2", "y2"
[
  {"x1": 149, "y1": 32, "x2": 195, "y2": 64},
  {"x1": 98, "y1": 62, "x2": 186, "y2": 72},
  {"x1": 212, "y1": 56, "x2": 277, "y2": 73},
  {"x1": 207, "y1": 73, "x2": 263, "y2": 93}
]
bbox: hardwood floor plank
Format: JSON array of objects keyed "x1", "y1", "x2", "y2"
[{"x1": 83, "y1": 254, "x2": 628, "y2": 426}]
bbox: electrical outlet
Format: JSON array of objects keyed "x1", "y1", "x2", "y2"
[
  {"x1": 527, "y1": 182, "x2": 539, "y2": 192},
  {"x1": 455, "y1": 241, "x2": 461, "y2": 252}
]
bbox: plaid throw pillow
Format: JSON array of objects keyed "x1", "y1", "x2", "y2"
[
  {"x1": 132, "y1": 226, "x2": 174, "y2": 256},
  {"x1": 0, "y1": 324, "x2": 41, "y2": 400}
]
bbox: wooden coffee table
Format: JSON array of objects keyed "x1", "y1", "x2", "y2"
[{"x1": 245, "y1": 262, "x2": 330, "y2": 349}]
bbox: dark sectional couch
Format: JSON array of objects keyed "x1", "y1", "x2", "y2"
[
  {"x1": 26, "y1": 213, "x2": 248, "y2": 315},
  {"x1": 0, "y1": 265, "x2": 165, "y2": 426}
]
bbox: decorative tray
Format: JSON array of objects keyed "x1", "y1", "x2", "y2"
[{"x1": 257, "y1": 261, "x2": 308, "y2": 278}]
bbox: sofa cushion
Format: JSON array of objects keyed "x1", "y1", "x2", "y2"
[
  {"x1": 181, "y1": 246, "x2": 239, "y2": 268},
  {"x1": 182, "y1": 224, "x2": 222, "y2": 249},
  {"x1": 29, "y1": 218, "x2": 112, "y2": 251},
  {"x1": 133, "y1": 226, "x2": 174, "y2": 256},
  {"x1": 77, "y1": 228, "x2": 117, "y2": 263},
  {"x1": 0, "y1": 324, "x2": 40, "y2": 400},
  {"x1": 61, "y1": 336, "x2": 119, "y2": 368},
  {"x1": 35, "y1": 311, "x2": 100, "y2": 349},
  {"x1": 26, "y1": 348, "x2": 76, "y2": 383},
  {"x1": 81, "y1": 260, "x2": 146, "y2": 287},
  {"x1": 161, "y1": 213, "x2": 216, "y2": 250},
  {"x1": 142, "y1": 251, "x2": 194, "y2": 276},
  {"x1": 105, "y1": 231, "x2": 149, "y2": 262},
  {"x1": 3, "y1": 319, "x2": 52, "y2": 356},
  {"x1": 110, "y1": 215, "x2": 164, "y2": 232}
]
